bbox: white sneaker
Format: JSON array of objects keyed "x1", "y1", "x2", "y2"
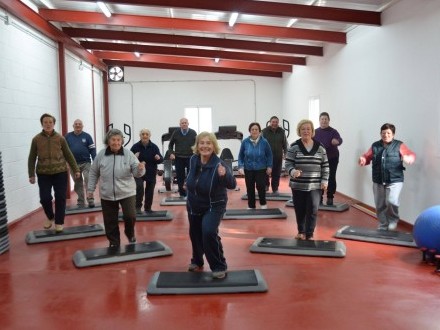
[
  {"x1": 43, "y1": 218, "x2": 54, "y2": 229},
  {"x1": 388, "y1": 221, "x2": 398, "y2": 231},
  {"x1": 212, "y1": 271, "x2": 226, "y2": 279},
  {"x1": 260, "y1": 205, "x2": 268, "y2": 209}
]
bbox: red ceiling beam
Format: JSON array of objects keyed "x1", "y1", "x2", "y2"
[
  {"x1": 104, "y1": 60, "x2": 283, "y2": 78},
  {"x1": 64, "y1": 28, "x2": 323, "y2": 56},
  {"x1": 0, "y1": 1, "x2": 106, "y2": 71},
  {"x1": 75, "y1": 0, "x2": 381, "y2": 26},
  {"x1": 81, "y1": 41, "x2": 306, "y2": 65},
  {"x1": 40, "y1": 9, "x2": 346, "y2": 43},
  {"x1": 93, "y1": 51, "x2": 292, "y2": 72}
]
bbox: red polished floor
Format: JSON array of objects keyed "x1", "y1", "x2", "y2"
[{"x1": 1, "y1": 177, "x2": 439, "y2": 330}]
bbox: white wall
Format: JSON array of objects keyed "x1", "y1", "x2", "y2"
[
  {"x1": 65, "y1": 51, "x2": 96, "y2": 142},
  {"x1": 0, "y1": 9, "x2": 60, "y2": 222},
  {"x1": 93, "y1": 70, "x2": 105, "y2": 151},
  {"x1": 0, "y1": 10, "x2": 105, "y2": 223},
  {"x1": 108, "y1": 67, "x2": 284, "y2": 157},
  {"x1": 282, "y1": 0, "x2": 440, "y2": 224}
]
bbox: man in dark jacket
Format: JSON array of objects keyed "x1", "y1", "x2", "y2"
[
  {"x1": 131, "y1": 129, "x2": 163, "y2": 213},
  {"x1": 262, "y1": 116, "x2": 288, "y2": 194},
  {"x1": 168, "y1": 118, "x2": 197, "y2": 197}
]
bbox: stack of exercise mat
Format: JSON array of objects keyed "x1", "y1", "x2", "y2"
[{"x1": 0, "y1": 152, "x2": 10, "y2": 255}]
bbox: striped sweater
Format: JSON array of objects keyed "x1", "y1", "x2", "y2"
[
  {"x1": 285, "y1": 139, "x2": 329, "y2": 191},
  {"x1": 28, "y1": 130, "x2": 79, "y2": 177}
]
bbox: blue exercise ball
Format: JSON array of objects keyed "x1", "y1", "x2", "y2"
[{"x1": 413, "y1": 206, "x2": 440, "y2": 252}]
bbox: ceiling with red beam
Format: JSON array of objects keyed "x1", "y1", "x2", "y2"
[{"x1": 1, "y1": 0, "x2": 401, "y2": 77}]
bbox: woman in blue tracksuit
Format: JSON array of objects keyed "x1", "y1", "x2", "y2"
[
  {"x1": 238, "y1": 122, "x2": 273, "y2": 209},
  {"x1": 185, "y1": 132, "x2": 237, "y2": 279}
]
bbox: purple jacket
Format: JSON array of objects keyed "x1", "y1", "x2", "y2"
[{"x1": 314, "y1": 126, "x2": 342, "y2": 160}]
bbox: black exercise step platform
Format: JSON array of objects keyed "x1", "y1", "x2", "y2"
[
  {"x1": 65, "y1": 204, "x2": 102, "y2": 215},
  {"x1": 118, "y1": 210, "x2": 173, "y2": 221},
  {"x1": 147, "y1": 269, "x2": 268, "y2": 295},
  {"x1": 250, "y1": 237, "x2": 346, "y2": 257},
  {"x1": 286, "y1": 200, "x2": 349, "y2": 212},
  {"x1": 160, "y1": 197, "x2": 187, "y2": 206},
  {"x1": 334, "y1": 225, "x2": 416, "y2": 247},
  {"x1": 223, "y1": 208, "x2": 287, "y2": 220},
  {"x1": 73, "y1": 240, "x2": 173, "y2": 268},
  {"x1": 25, "y1": 224, "x2": 106, "y2": 244},
  {"x1": 242, "y1": 192, "x2": 291, "y2": 201}
]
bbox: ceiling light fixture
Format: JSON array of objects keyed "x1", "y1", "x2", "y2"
[
  {"x1": 97, "y1": 2, "x2": 112, "y2": 18},
  {"x1": 39, "y1": 0, "x2": 55, "y2": 9},
  {"x1": 228, "y1": 12, "x2": 239, "y2": 27},
  {"x1": 287, "y1": 18, "x2": 298, "y2": 27}
]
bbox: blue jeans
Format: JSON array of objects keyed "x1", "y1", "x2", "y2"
[
  {"x1": 188, "y1": 207, "x2": 227, "y2": 272},
  {"x1": 37, "y1": 172, "x2": 68, "y2": 225},
  {"x1": 70, "y1": 162, "x2": 93, "y2": 205},
  {"x1": 175, "y1": 157, "x2": 190, "y2": 197},
  {"x1": 292, "y1": 189, "x2": 321, "y2": 238},
  {"x1": 372, "y1": 182, "x2": 403, "y2": 229}
]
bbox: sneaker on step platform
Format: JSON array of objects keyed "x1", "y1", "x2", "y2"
[
  {"x1": 326, "y1": 198, "x2": 334, "y2": 206},
  {"x1": 55, "y1": 224, "x2": 64, "y2": 232},
  {"x1": 44, "y1": 218, "x2": 54, "y2": 229},
  {"x1": 188, "y1": 263, "x2": 203, "y2": 272},
  {"x1": 295, "y1": 233, "x2": 305, "y2": 240},
  {"x1": 212, "y1": 270, "x2": 227, "y2": 279},
  {"x1": 388, "y1": 222, "x2": 398, "y2": 231}
]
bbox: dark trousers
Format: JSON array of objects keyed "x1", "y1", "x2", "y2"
[
  {"x1": 322, "y1": 157, "x2": 339, "y2": 199},
  {"x1": 37, "y1": 172, "x2": 68, "y2": 225},
  {"x1": 266, "y1": 157, "x2": 283, "y2": 192},
  {"x1": 175, "y1": 156, "x2": 190, "y2": 197},
  {"x1": 245, "y1": 169, "x2": 267, "y2": 208},
  {"x1": 188, "y1": 208, "x2": 227, "y2": 272},
  {"x1": 292, "y1": 189, "x2": 321, "y2": 238},
  {"x1": 101, "y1": 196, "x2": 136, "y2": 246},
  {"x1": 135, "y1": 177, "x2": 156, "y2": 211}
]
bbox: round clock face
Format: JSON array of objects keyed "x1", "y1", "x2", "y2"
[{"x1": 108, "y1": 66, "x2": 124, "y2": 82}]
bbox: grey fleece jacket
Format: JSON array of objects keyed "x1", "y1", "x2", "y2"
[{"x1": 88, "y1": 146, "x2": 145, "y2": 201}]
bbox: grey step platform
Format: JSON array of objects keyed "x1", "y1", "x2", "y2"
[
  {"x1": 286, "y1": 200, "x2": 349, "y2": 212},
  {"x1": 334, "y1": 225, "x2": 416, "y2": 247},
  {"x1": 73, "y1": 240, "x2": 172, "y2": 268},
  {"x1": 65, "y1": 204, "x2": 102, "y2": 215},
  {"x1": 158, "y1": 187, "x2": 178, "y2": 193},
  {"x1": 147, "y1": 269, "x2": 268, "y2": 295},
  {"x1": 160, "y1": 197, "x2": 187, "y2": 206},
  {"x1": 25, "y1": 224, "x2": 105, "y2": 244},
  {"x1": 242, "y1": 192, "x2": 291, "y2": 201},
  {"x1": 223, "y1": 208, "x2": 287, "y2": 220},
  {"x1": 118, "y1": 210, "x2": 173, "y2": 221},
  {"x1": 250, "y1": 237, "x2": 346, "y2": 257}
]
